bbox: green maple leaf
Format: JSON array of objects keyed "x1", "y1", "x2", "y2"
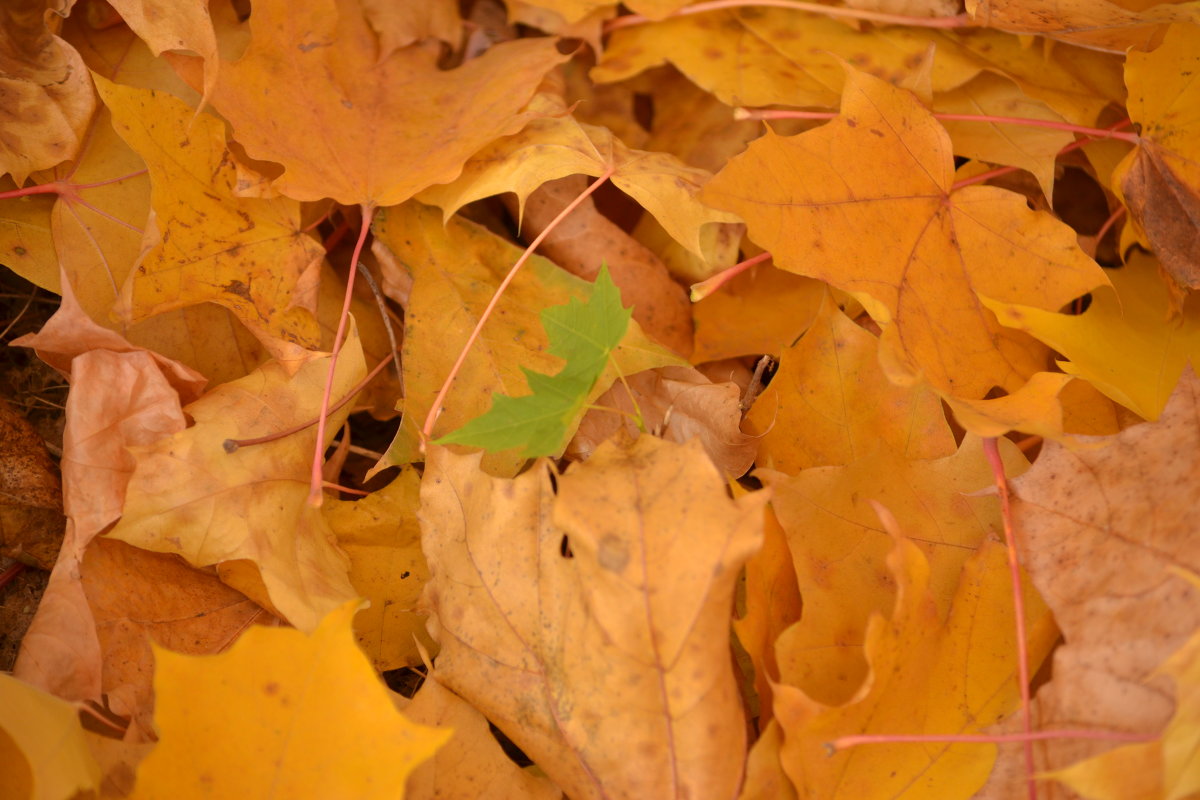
[{"x1": 436, "y1": 265, "x2": 632, "y2": 457}]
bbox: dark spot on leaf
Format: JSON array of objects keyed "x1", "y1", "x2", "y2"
[
  {"x1": 263, "y1": 681, "x2": 279, "y2": 695},
  {"x1": 560, "y1": 534, "x2": 573, "y2": 558},
  {"x1": 400, "y1": 571, "x2": 410, "y2": 579}
]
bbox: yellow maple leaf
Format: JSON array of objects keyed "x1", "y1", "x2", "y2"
[
  {"x1": 420, "y1": 437, "x2": 766, "y2": 800},
  {"x1": 772, "y1": 532, "x2": 1056, "y2": 798},
  {"x1": 702, "y1": 64, "x2": 1108, "y2": 409},
  {"x1": 206, "y1": 0, "x2": 567, "y2": 207},
  {"x1": 105, "y1": 332, "x2": 367, "y2": 632},
  {"x1": 95, "y1": 75, "x2": 325, "y2": 365},
  {"x1": 763, "y1": 436, "x2": 1028, "y2": 705},
  {"x1": 746, "y1": 291, "x2": 956, "y2": 473},
  {"x1": 128, "y1": 602, "x2": 449, "y2": 799}
]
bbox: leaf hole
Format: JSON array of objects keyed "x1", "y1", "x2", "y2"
[{"x1": 560, "y1": 534, "x2": 574, "y2": 559}]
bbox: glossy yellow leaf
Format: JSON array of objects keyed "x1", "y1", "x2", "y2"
[
  {"x1": 702, "y1": 65, "x2": 1107, "y2": 406},
  {"x1": 763, "y1": 436, "x2": 1027, "y2": 705},
  {"x1": 207, "y1": 0, "x2": 566, "y2": 206},
  {"x1": 746, "y1": 292, "x2": 956, "y2": 473},
  {"x1": 95, "y1": 75, "x2": 325, "y2": 364},
  {"x1": 420, "y1": 437, "x2": 766, "y2": 800},
  {"x1": 986, "y1": 252, "x2": 1200, "y2": 421},
  {"x1": 1114, "y1": 23, "x2": 1200, "y2": 289},
  {"x1": 325, "y1": 467, "x2": 433, "y2": 671},
  {"x1": 106, "y1": 332, "x2": 366, "y2": 632},
  {"x1": 373, "y1": 201, "x2": 681, "y2": 476},
  {"x1": 772, "y1": 533, "x2": 1056, "y2": 799},
  {"x1": 0, "y1": 673, "x2": 101, "y2": 800},
  {"x1": 129, "y1": 602, "x2": 449, "y2": 800}
]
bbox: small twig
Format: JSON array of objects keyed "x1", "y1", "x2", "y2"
[
  {"x1": 225, "y1": 352, "x2": 394, "y2": 452},
  {"x1": 355, "y1": 262, "x2": 402, "y2": 389},
  {"x1": 737, "y1": 108, "x2": 1140, "y2": 144},
  {"x1": 983, "y1": 436, "x2": 1036, "y2": 800},
  {"x1": 690, "y1": 251, "x2": 771, "y2": 301},
  {"x1": 740, "y1": 355, "x2": 774, "y2": 414},
  {"x1": 829, "y1": 727, "x2": 1155, "y2": 752},
  {"x1": 310, "y1": 204, "x2": 376, "y2": 506},
  {"x1": 0, "y1": 285, "x2": 38, "y2": 339},
  {"x1": 0, "y1": 561, "x2": 25, "y2": 591}
]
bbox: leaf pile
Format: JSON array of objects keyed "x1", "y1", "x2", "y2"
[{"x1": 1, "y1": 1, "x2": 1199, "y2": 799}]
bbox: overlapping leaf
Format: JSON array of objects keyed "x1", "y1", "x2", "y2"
[
  {"x1": 206, "y1": 0, "x2": 567, "y2": 206},
  {"x1": 703, "y1": 65, "x2": 1108, "y2": 412},
  {"x1": 419, "y1": 437, "x2": 766, "y2": 800},
  {"x1": 128, "y1": 602, "x2": 449, "y2": 799}
]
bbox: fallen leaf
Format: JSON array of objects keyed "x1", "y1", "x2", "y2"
[
  {"x1": 78, "y1": 537, "x2": 274, "y2": 740},
  {"x1": 96, "y1": 75, "x2": 326, "y2": 365},
  {"x1": 0, "y1": 0, "x2": 96, "y2": 185},
  {"x1": 968, "y1": 0, "x2": 1199, "y2": 52},
  {"x1": 983, "y1": 367, "x2": 1200, "y2": 796},
  {"x1": 986, "y1": 251, "x2": 1200, "y2": 420},
  {"x1": 325, "y1": 467, "x2": 433, "y2": 671},
  {"x1": 0, "y1": 672, "x2": 101, "y2": 800},
  {"x1": 513, "y1": 175, "x2": 695, "y2": 355},
  {"x1": 733, "y1": 501, "x2": 802, "y2": 730},
  {"x1": 104, "y1": 0, "x2": 218, "y2": 102},
  {"x1": 438, "y1": 266, "x2": 636, "y2": 458},
  {"x1": 594, "y1": 8, "x2": 1124, "y2": 125},
  {"x1": 127, "y1": 601, "x2": 449, "y2": 799},
  {"x1": 1114, "y1": 22, "x2": 1200, "y2": 289},
  {"x1": 702, "y1": 64, "x2": 1107, "y2": 407},
  {"x1": 762, "y1": 435, "x2": 1028, "y2": 705},
  {"x1": 746, "y1": 292, "x2": 956, "y2": 474},
  {"x1": 771, "y1": 530, "x2": 1056, "y2": 799},
  {"x1": 0, "y1": 397, "x2": 65, "y2": 569},
  {"x1": 372, "y1": 201, "x2": 680, "y2": 476},
  {"x1": 1044, "y1": 590, "x2": 1200, "y2": 800},
  {"x1": 420, "y1": 437, "x2": 766, "y2": 800},
  {"x1": 360, "y1": 0, "x2": 461, "y2": 57},
  {"x1": 400, "y1": 676, "x2": 564, "y2": 800},
  {"x1": 567, "y1": 364, "x2": 758, "y2": 477},
  {"x1": 207, "y1": 0, "x2": 566, "y2": 206},
  {"x1": 104, "y1": 333, "x2": 367, "y2": 632},
  {"x1": 690, "y1": 262, "x2": 825, "y2": 363}
]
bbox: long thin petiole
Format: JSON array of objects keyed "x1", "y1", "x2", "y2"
[
  {"x1": 983, "y1": 437, "x2": 1036, "y2": 800},
  {"x1": 736, "y1": 108, "x2": 1140, "y2": 143},
  {"x1": 605, "y1": 0, "x2": 973, "y2": 32},
  {"x1": 225, "y1": 353, "x2": 395, "y2": 452},
  {"x1": 309, "y1": 205, "x2": 375, "y2": 506}
]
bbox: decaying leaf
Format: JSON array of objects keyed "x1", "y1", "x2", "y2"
[
  {"x1": 127, "y1": 602, "x2": 449, "y2": 799},
  {"x1": 0, "y1": 398, "x2": 64, "y2": 569},
  {"x1": 1114, "y1": 23, "x2": 1200, "y2": 289},
  {"x1": 420, "y1": 437, "x2": 766, "y2": 800},
  {"x1": 983, "y1": 368, "x2": 1200, "y2": 796},
  {"x1": 0, "y1": 0, "x2": 96, "y2": 185}
]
